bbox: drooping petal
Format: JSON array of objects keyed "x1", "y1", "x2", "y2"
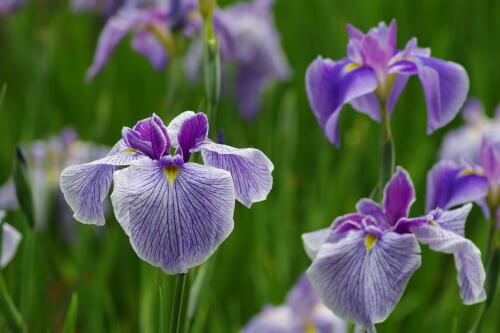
[
  {"x1": 60, "y1": 147, "x2": 145, "y2": 225},
  {"x1": 383, "y1": 167, "x2": 415, "y2": 225},
  {"x1": 201, "y1": 142, "x2": 273, "y2": 207},
  {"x1": 387, "y1": 74, "x2": 410, "y2": 114},
  {"x1": 235, "y1": 68, "x2": 267, "y2": 119},
  {"x1": 425, "y1": 161, "x2": 489, "y2": 212},
  {"x1": 410, "y1": 205, "x2": 486, "y2": 304},
  {"x1": 131, "y1": 29, "x2": 168, "y2": 71},
  {"x1": 307, "y1": 230, "x2": 421, "y2": 332},
  {"x1": 111, "y1": 159, "x2": 235, "y2": 274},
  {"x1": 302, "y1": 228, "x2": 332, "y2": 259},
  {"x1": 415, "y1": 56, "x2": 469, "y2": 133},
  {"x1": 350, "y1": 93, "x2": 380, "y2": 122},
  {"x1": 305, "y1": 56, "x2": 378, "y2": 146},
  {"x1": 1, "y1": 223, "x2": 21, "y2": 268}
]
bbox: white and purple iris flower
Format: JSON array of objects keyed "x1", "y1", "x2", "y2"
[
  {"x1": 0, "y1": 211, "x2": 21, "y2": 268},
  {"x1": 302, "y1": 167, "x2": 485, "y2": 332},
  {"x1": 306, "y1": 20, "x2": 469, "y2": 146},
  {"x1": 241, "y1": 274, "x2": 347, "y2": 333},
  {"x1": 0, "y1": 0, "x2": 26, "y2": 15},
  {"x1": 427, "y1": 137, "x2": 500, "y2": 226},
  {"x1": 86, "y1": 0, "x2": 201, "y2": 80},
  {"x1": 439, "y1": 98, "x2": 500, "y2": 163},
  {"x1": 60, "y1": 112, "x2": 274, "y2": 274},
  {"x1": 186, "y1": 0, "x2": 291, "y2": 119}
]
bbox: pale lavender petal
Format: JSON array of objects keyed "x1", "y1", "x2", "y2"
[
  {"x1": 235, "y1": 69, "x2": 267, "y2": 119},
  {"x1": 0, "y1": 180, "x2": 19, "y2": 210},
  {"x1": 60, "y1": 148, "x2": 145, "y2": 225},
  {"x1": 356, "y1": 199, "x2": 389, "y2": 228},
  {"x1": 480, "y1": 137, "x2": 500, "y2": 180},
  {"x1": 285, "y1": 274, "x2": 320, "y2": 318},
  {"x1": 383, "y1": 167, "x2": 415, "y2": 225},
  {"x1": 350, "y1": 93, "x2": 380, "y2": 122},
  {"x1": 311, "y1": 304, "x2": 348, "y2": 333},
  {"x1": 131, "y1": 29, "x2": 168, "y2": 71},
  {"x1": 111, "y1": 159, "x2": 235, "y2": 274},
  {"x1": 241, "y1": 305, "x2": 303, "y2": 333},
  {"x1": 306, "y1": 56, "x2": 378, "y2": 146},
  {"x1": 462, "y1": 98, "x2": 486, "y2": 124},
  {"x1": 0, "y1": 0, "x2": 26, "y2": 15},
  {"x1": 201, "y1": 142, "x2": 273, "y2": 207},
  {"x1": 307, "y1": 230, "x2": 421, "y2": 332},
  {"x1": 387, "y1": 75, "x2": 410, "y2": 114},
  {"x1": 1, "y1": 223, "x2": 21, "y2": 268},
  {"x1": 415, "y1": 56, "x2": 469, "y2": 133},
  {"x1": 425, "y1": 161, "x2": 489, "y2": 211},
  {"x1": 410, "y1": 205, "x2": 486, "y2": 304},
  {"x1": 302, "y1": 228, "x2": 331, "y2": 259}
]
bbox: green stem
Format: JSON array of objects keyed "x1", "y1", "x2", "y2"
[
  {"x1": 378, "y1": 100, "x2": 395, "y2": 200},
  {"x1": 0, "y1": 274, "x2": 25, "y2": 333},
  {"x1": 169, "y1": 273, "x2": 187, "y2": 333}
]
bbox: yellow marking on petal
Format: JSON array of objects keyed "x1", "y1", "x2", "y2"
[
  {"x1": 124, "y1": 148, "x2": 140, "y2": 154},
  {"x1": 429, "y1": 221, "x2": 440, "y2": 227},
  {"x1": 344, "y1": 63, "x2": 361, "y2": 73},
  {"x1": 460, "y1": 169, "x2": 484, "y2": 176},
  {"x1": 405, "y1": 57, "x2": 414, "y2": 61},
  {"x1": 202, "y1": 140, "x2": 210, "y2": 143},
  {"x1": 365, "y1": 234, "x2": 378, "y2": 253},
  {"x1": 304, "y1": 321, "x2": 316, "y2": 333},
  {"x1": 164, "y1": 165, "x2": 179, "y2": 185}
]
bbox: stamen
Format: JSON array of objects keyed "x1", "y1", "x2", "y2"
[
  {"x1": 124, "y1": 148, "x2": 141, "y2": 154},
  {"x1": 164, "y1": 165, "x2": 179, "y2": 185},
  {"x1": 429, "y1": 221, "x2": 440, "y2": 227},
  {"x1": 365, "y1": 234, "x2": 378, "y2": 253}
]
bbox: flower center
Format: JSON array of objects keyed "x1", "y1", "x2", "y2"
[
  {"x1": 365, "y1": 233, "x2": 378, "y2": 253},
  {"x1": 164, "y1": 165, "x2": 179, "y2": 185}
]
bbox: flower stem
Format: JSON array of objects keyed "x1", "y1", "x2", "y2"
[
  {"x1": 0, "y1": 274, "x2": 26, "y2": 333},
  {"x1": 169, "y1": 273, "x2": 187, "y2": 333},
  {"x1": 378, "y1": 101, "x2": 395, "y2": 199}
]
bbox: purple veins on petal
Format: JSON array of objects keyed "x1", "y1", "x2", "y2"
[
  {"x1": 382, "y1": 167, "x2": 415, "y2": 225},
  {"x1": 111, "y1": 158, "x2": 235, "y2": 274},
  {"x1": 201, "y1": 142, "x2": 274, "y2": 207},
  {"x1": 177, "y1": 113, "x2": 209, "y2": 162}
]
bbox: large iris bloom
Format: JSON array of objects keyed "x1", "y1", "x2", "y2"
[
  {"x1": 440, "y1": 98, "x2": 500, "y2": 162},
  {"x1": 0, "y1": 211, "x2": 21, "y2": 268},
  {"x1": 60, "y1": 112, "x2": 273, "y2": 274},
  {"x1": 86, "y1": 0, "x2": 201, "y2": 80},
  {"x1": 241, "y1": 275, "x2": 346, "y2": 333},
  {"x1": 428, "y1": 137, "x2": 500, "y2": 226},
  {"x1": 302, "y1": 168, "x2": 485, "y2": 332},
  {"x1": 186, "y1": 0, "x2": 291, "y2": 119},
  {"x1": 306, "y1": 20, "x2": 469, "y2": 146}
]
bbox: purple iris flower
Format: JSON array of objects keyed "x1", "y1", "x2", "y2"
[
  {"x1": 0, "y1": 0, "x2": 26, "y2": 15},
  {"x1": 86, "y1": 0, "x2": 202, "y2": 80},
  {"x1": 306, "y1": 20, "x2": 469, "y2": 146},
  {"x1": 302, "y1": 167, "x2": 485, "y2": 332},
  {"x1": 186, "y1": 0, "x2": 291, "y2": 119},
  {"x1": 440, "y1": 98, "x2": 500, "y2": 163},
  {"x1": 0, "y1": 211, "x2": 21, "y2": 268},
  {"x1": 428, "y1": 137, "x2": 500, "y2": 226},
  {"x1": 70, "y1": 0, "x2": 124, "y2": 17},
  {"x1": 60, "y1": 112, "x2": 274, "y2": 274},
  {"x1": 241, "y1": 274, "x2": 347, "y2": 333}
]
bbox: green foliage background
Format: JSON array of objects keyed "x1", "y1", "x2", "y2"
[{"x1": 0, "y1": 0, "x2": 499, "y2": 331}]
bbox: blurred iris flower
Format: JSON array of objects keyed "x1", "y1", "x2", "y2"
[
  {"x1": 0, "y1": 211, "x2": 21, "y2": 268},
  {"x1": 0, "y1": 129, "x2": 109, "y2": 240},
  {"x1": 306, "y1": 20, "x2": 469, "y2": 146},
  {"x1": 0, "y1": 0, "x2": 26, "y2": 15},
  {"x1": 428, "y1": 137, "x2": 500, "y2": 226},
  {"x1": 86, "y1": 0, "x2": 202, "y2": 80},
  {"x1": 60, "y1": 112, "x2": 273, "y2": 274},
  {"x1": 302, "y1": 167, "x2": 485, "y2": 332},
  {"x1": 241, "y1": 274, "x2": 347, "y2": 333},
  {"x1": 439, "y1": 98, "x2": 500, "y2": 163},
  {"x1": 186, "y1": 0, "x2": 291, "y2": 118},
  {"x1": 70, "y1": 0, "x2": 124, "y2": 17}
]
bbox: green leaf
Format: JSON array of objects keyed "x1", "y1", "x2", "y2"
[
  {"x1": 62, "y1": 293, "x2": 79, "y2": 333},
  {"x1": 13, "y1": 147, "x2": 35, "y2": 228}
]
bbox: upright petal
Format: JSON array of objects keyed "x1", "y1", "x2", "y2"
[
  {"x1": 111, "y1": 159, "x2": 235, "y2": 274},
  {"x1": 177, "y1": 113, "x2": 209, "y2": 161},
  {"x1": 285, "y1": 275, "x2": 321, "y2": 319},
  {"x1": 383, "y1": 167, "x2": 415, "y2": 224},
  {"x1": 1, "y1": 223, "x2": 21, "y2": 268},
  {"x1": 60, "y1": 147, "x2": 145, "y2": 225},
  {"x1": 305, "y1": 56, "x2": 378, "y2": 146},
  {"x1": 425, "y1": 161, "x2": 488, "y2": 211},
  {"x1": 201, "y1": 142, "x2": 273, "y2": 207},
  {"x1": 415, "y1": 56, "x2": 469, "y2": 133},
  {"x1": 410, "y1": 205, "x2": 486, "y2": 304},
  {"x1": 307, "y1": 230, "x2": 421, "y2": 332}
]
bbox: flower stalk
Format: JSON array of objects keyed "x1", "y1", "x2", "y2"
[
  {"x1": 169, "y1": 273, "x2": 188, "y2": 333},
  {"x1": 378, "y1": 100, "x2": 395, "y2": 200},
  {"x1": 0, "y1": 274, "x2": 26, "y2": 333}
]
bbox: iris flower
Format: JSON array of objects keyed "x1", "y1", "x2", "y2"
[
  {"x1": 186, "y1": 0, "x2": 291, "y2": 119},
  {"x1": 60, "y1": 112, "x2": 273, "y2": 274},
  {"x1": 428, "y1": 137, "x2": 500, "y2": 225},
  {"x1": 0, "y1": 211, "x2": 21, "y2": 268},
  {"x1": 241, "y1": 275, "x2": 346, "y2": 333},
  {"x1": 306, "y1": 20, "x2": 469, "y2": 146},
  {"x1": 70, "y1": 0, "x2": 124, "y2": 17},
  {"x1": 86, "y1": 0, "x2": 201, "y2": 80},
  {"x1": 439, "y1": 98, "x2": 500, "y2": 162},
  {"x1": 0, "y1": 0, "x2": 26, "y2": 15},
  {"x1": 302, "y1": 167, "x2": 485, "y2": 332}
]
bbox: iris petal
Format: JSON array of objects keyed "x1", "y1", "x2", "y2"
[{"x1": 1, "y1": 223, "x2": 21, "y2": 268}]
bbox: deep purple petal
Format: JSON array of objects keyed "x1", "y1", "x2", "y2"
[
  {"x1": 178, "y1": 113, "x2": 209, "y2": 161},
  {"x1": 356, "y1": 199, "x2": 389, "y2": 228},
  {"x1": 331, "y1": 213, "x2": 364, "y2": 235},
  {"x1": 1, "y1": 222, "x2": 21, "y2": 268},
  {"x1": 166, "y1": 111, "x2": 196, "y2": 147},
  {"x1": 415, "y1": 56, "x2": 469, "y2": 133},
  {"x1": 383, "y1": 167, "x2": 415, "y2": 224},
  {"x1": 60, "y1": 144, "x2": 145, "y2": 225},
  {"x1": 111, "y1": 159, "x2": 235, "y2": 274},
  {"x1": 410, "y1": 204, "x2": 485, "y2": 304},
  {"x1": 150, "y1": 116, "x2": 169, "y2": 159},
  {"x1": 306, "y1": 56, "x2": 378, "y2": 146},
  {"x1": 201, "y1": 142, "x2": 273, "y2": 207},
  {"x1": 131, "y1": 29, "x2": 168, "y2": 71},
  {"x1": 307, "y1": 230, "x2": 421, "y2": 332},
  {"x1": 122, "y1": 127, "x2": 155, "y2": 158},
  {"x1": 426, "y1": 161, "x2": 489, "y2": 211}
]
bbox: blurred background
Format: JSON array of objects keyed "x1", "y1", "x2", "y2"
[{"x1": 0, "y1": 0, "x2": 499, "y2": 331}]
